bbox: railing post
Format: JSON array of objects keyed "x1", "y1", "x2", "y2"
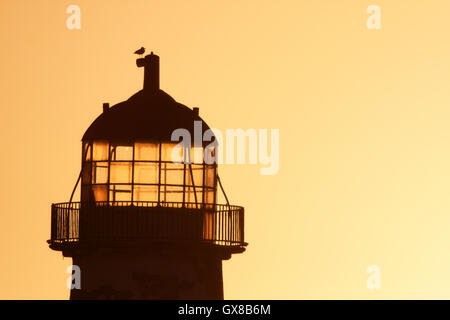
[
  {"x1": 51, "y1": 204, "x2": 56, "y2": 240},
  {"x1": 65, "y1": 205, "x2": 70, "y2": 241},
  {"x1": 240, "y1": 208, "x2": 244, "y2": 244}
]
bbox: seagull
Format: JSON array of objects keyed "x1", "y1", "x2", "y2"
[{"x1": 134, "y1": 47, "x2": 145, "y2": 56}]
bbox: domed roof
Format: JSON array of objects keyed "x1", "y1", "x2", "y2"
[{"x1": 82, "y1": 89, "x2": 212, "y2": 142}]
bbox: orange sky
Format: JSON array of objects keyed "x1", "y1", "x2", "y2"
[{"x1": 2, "y1": 0, "x2": 450, "y2": 299}]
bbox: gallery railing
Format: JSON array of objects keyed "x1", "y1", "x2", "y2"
[{"x1": 49, "y1": 201, "x2": 245, "y2": 248}]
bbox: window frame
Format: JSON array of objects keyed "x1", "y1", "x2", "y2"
[{"x1": 81, "y1": 140, "x2": 217, "y2": 207}]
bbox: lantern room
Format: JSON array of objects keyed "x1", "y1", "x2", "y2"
[
  {"x1": 48, "y1": 52, "x2": 246, "y2": 257},
  {"x1": 81, "y1": 140, "x2": 215, "y2": 206},
  {"x1": 80, "y1": 53, "x2": 217, "y2": 208}
]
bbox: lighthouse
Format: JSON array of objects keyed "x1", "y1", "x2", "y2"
[{"x1": 48, "y1": 52, "x2": 246, "y2": 299}]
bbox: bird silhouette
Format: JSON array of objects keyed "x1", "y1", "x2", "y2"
[{"x1": 134, "y1": 47, "x2": 145, "y2": 56}]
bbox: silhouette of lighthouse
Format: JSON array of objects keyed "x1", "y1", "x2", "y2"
[{"x1": 48, "y1": 52, "x2": 246, "y2": 299}]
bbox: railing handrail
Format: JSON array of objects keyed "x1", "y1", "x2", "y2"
[
  {"x1": 50, "y1": 201, "x2": 245, "y2": 249},
  {"x1": 53, "y1": 201, "x2": 243, "y2": 210}
]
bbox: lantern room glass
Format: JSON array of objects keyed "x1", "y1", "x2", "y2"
[{"x1": 81, "y1": 141, "x2": 216, "y2": 207}]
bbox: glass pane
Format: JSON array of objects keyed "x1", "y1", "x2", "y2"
[
  {"x1": 135, "y1": 142, "x2": 159, "y2": 161},
  {"x1": 93, "y1": 141, "x2": 109, "y2": 161},
  {"x1": 92, "y1": 185, "x2": 108, "y2": 202},
  {"x1": 160, "y1": 186, "x2": 184, "y2": 203},
  {"x1": 92, "y1": 162, "x2": 108, "y2": 184},
  {"x1": 112, "y1": 145, "x2": 133, "y2": 161},
  {"x1": 189, "y1": 146, "x2": 204, "y2": 164},
  {"x1": 134, "y1": 162, "x2": 159, "y2": 184},
  {"x1": 186, "y1": 164, "x2": 203, "y2": 187},
  {"x1": 161, "y1": 142, "x2": 184, "y2": 163},
  {"x1": 161, "y1": 163, "x2": 184, "y2": 186},
  {"x1": 110, "y1": 162, "x2": 132, "y2": 183},
  {"x1": 185, "y1": 187, "x2": 203, "y2": 204},
  {"x1": 109, "y1": 184, "x2": 132, "y2": 202},
  {"x1": 204, "y1": 145, "x2": 216, "y2": 165},
  {"x1": 133, "y1": 185, "x2": 158, "y2": 202},
  {"x1": 83, "y1": 142, "x2": 92, "y2": 161},
  {"x1": 205, "y1": 165, "x2": 215, "y2": 187},
  {"x1": 204, "y1": 189, "x2": 215, "y2": 204}
]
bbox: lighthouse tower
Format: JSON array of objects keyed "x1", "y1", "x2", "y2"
[{"x1": 48, "y1": 52, "x2": 246, "y2": 299}]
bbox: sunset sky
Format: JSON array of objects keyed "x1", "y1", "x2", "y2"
[{"x1": 2, "y1": 0, "x2": 450, "y2": 299}]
